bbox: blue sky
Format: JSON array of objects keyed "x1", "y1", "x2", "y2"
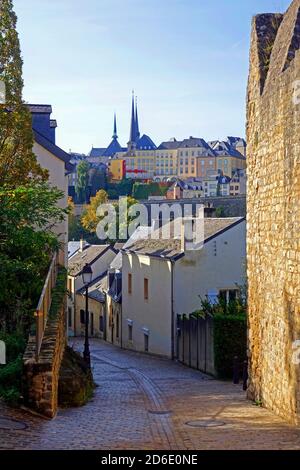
[{"x1": 14, "y1": 0, "x2": 290, "y2": 153}]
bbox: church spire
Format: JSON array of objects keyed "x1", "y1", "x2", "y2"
[
  {"x1": 112, "y1": 112, "x2": 118, "y2": 140},
  {"x1": 128, "y1": 90, "x2": 137, "y2": 149},
  {"x1": 135, "y1": 96, "x2": 140, "y2": 141}
]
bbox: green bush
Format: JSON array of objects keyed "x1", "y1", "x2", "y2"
[
  {"x1": 132, "y1": 182, "x2": 170, "y2": 200},
  {"x1": 0, "y1": 357, "x2": 23, "y2": 405},
  {"x1": 0, "y1": 332, "x2": 25, "y2": 405},
  {"x1": 0, "y1": 332, "x2": 26, "y2": 363},
  {"x1": 213, "y1": 314, "x2": 247, "y2": 379},
  {"x1": 49, "y1": 267, "x2": 67, "y2": 321}
]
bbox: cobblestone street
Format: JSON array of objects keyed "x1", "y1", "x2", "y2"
[{"x1": 1, "y1": 339, "x2": 300, "y2": 450}]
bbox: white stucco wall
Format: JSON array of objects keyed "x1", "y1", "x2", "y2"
[
  {"x1": 122, "y1": 253, "x2": 173, "y2": 357},
  {"x1": 33, "y1": 142, "x2": 68, "y2": 263},
  {"x1": 174, "y1": 220, "x2": 246, "y2": 315}
]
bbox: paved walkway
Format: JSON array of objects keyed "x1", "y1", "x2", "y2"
[{"x1": 1, "y1": 339, "x2": 300, "y2": 450}]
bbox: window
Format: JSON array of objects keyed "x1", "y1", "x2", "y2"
[
  {"x1": 235, "y1": 186, "x2": 239, "y2": 190},
  {"x1": 128, "y1": 324, "x2": 133, "y2": 341},
  {"x1": 100, "y1": 315, "x2": 104, "y2": 332},
  {"x1": 144, "y1": 334, "x2": 149, "y2": 352},
  {"x1": 68, "y1": 307, "x2": 72, "y2": 328},
  {"x1": 80, "y1": 309, "x2": 85, "y2": 324},
  {"x1": 219, "y1": 289, "x2": 239, "y2": 304},
  {"x1": 68, "y1": 278, "x2": 72, "y2": 292},
  {"x1": 128, "y1": 273, "x2": 132, "y2": 294},
  {"x1": 144, "y1": 278, "x2": 149, "y2": 301}
]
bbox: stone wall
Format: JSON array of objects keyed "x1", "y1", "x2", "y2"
[
  {"x1": 142, "y1": 195, "x2": 246, "y2": 218},
  {"x1": 247, "y1": 0, "x2": 300, "y2": 424},
  {"x1": 23, "y1": 303, "x2": 66, "y2": 418}
]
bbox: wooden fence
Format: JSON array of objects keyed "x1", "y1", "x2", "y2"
[
  {"x1": 34, "y1": 251, "x2": 59, "y2": 360},
  {"x1": 177, "y1": 314, "x2": 216, "y2": 376}
]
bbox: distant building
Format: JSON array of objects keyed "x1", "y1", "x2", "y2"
[
  {"x1": 88, "y1": 94, "x2": 157, "y2": 180},
  {"x1": 166, "y1": 179, "x2": 203, "y2": 199},
  {"x1": 155, "y1": 136, "x2": 246, "y2": 182},
  {"x1": 89, "y1": 113, "x2": 126, "y2": 164},
  {"x1": 178, "y1": 137, "x2": 216, "y2": 179},
  {"x1": 119, "y1": 94, "x2": 157, "y2": 180},
  {"x1": 108, "y1": 158, "x2": 126, "y2": 181},
  {"x1": 202, "y1": 174, "x2": 219, "y2": 197},
  {"x1": 218, "y1": 175, "x2": 231, "y2": 197},
  {"x1": 230, "y1": 169, "x2": 247, "y2": 196},
  {"x1": 208, "y1": 138, "x2": 246, "y2": 177},
  {"x1": 155, "y1": 139, "x2": 180, "y2": 180}
]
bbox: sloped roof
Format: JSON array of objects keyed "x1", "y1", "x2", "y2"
[
  {"x1": 33, "y1": 129, "x2": 74, "y2": 172},
  {"x1": 136, "y1": 134, "x2": 157, "y2": 150},
  {"x1": 218, "y1": 175, "x2": 231, "y2": 184},
  {"x1": 102, "y1": 138, "x2": 123, "y2": 157},
  {"x1": 170, "y1": 179, "x2": 202, "y2": 191},
  {"x1": 89, "y1": 148, "x2": 106, "y2": 158},
  {"x1": 110, "y1": 226, "x2": 153, "y2": 270},
  {"x1": 124, "y1": 217, "x2": 245, "y2": 260},
  {"x1": 157, "y1": 140, "x2": 181, "y2": 150},
  {"x1": 68, "y1": 241, "x2": 90, "y2": 259},
  {"x1": 77, "y1": 273, "x2": 108, "y2": 303},
  {"x1": 179, "y1": 137, "x2": 213, "y2": 150},
  {"x1": 227, "y1": 136, "x2": 246, "y2": 147},
  {"x1": 68, "y1": 245, "x2": 116, "y2": 277}
]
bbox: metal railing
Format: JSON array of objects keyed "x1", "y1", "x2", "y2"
[{"x1": 34, "y1": 251, "x2": 59, "y2": 361}]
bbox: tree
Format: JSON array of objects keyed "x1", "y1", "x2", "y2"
[
  {"x1": 0, "y1": 181, "x2": 68, "y2": 333},
  {"x1": 81, "y1": 189, "x2": 108, "y2": 233},
  {"x1": 68, "y1": 197, "x2": 81, "y2": 241},
  {"x1": 90, "y1": 167, "x2": 107, "y2": 197},
  {"x1": 107, "y1": 178, "x2": 133, "y2": 199},
  {"x1": 81, "y1": 192, "x2": 138, "y2": 243},
  {"x1": 0, "y1": 0, "x2": 47, "y2": 186},
  {"x1": 75, "y1": 160, "x2": 90, "y2": 203}
]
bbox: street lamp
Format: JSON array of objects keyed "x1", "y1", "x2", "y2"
[{"x1": 82, "y1": 263, "x2": 93, "y2": 368}]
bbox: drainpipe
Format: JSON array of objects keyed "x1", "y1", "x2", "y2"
[
  {"x1": 171, "y1": 260, "x2": 175, "y2": 360},
  {"x1": 103, "y1": 294, "x2": 107, "y2": 341},
  {"x1": 120, "y1": 303, "x2": 123, "y2": 349}
]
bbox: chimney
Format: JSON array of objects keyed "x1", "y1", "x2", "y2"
[
  {"x1": 181, "y1": 217, "x2": 197, "y2": 252},
  {"x1": 79, "y1": 239, "x2": 86, "y2": 253}
]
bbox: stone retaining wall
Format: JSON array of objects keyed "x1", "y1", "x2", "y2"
[{"x1": 23, "y1": 304, "x2": 66, "y2": 418}]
